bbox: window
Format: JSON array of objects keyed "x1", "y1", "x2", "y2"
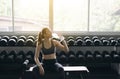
[
  {"x1": 0, "y1": 0, "x2": 120, "y2": 32},
  {"x1": 90, "y1": 0, "x2": 120, "y2": 31},
  {"x1": 0, "y1": 0, "x2": 12, "y2": 32},
  {"x1": 14, "y1": 0, "x2": 49, "y2": 31},
  {"x1": 53, "y1": 0, "x2": 88, "y2": 31},
  {"x1": 53, "y1": 0, "x2": 120, "y2": 32}
]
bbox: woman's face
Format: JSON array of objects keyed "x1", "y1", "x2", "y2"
[{"x1": 43, "y1": 28, "x2": 52, "y2": 39}]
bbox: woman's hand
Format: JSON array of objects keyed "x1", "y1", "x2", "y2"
[
  {"x1": 60, "y1": 35, "x2": 65, "y2": 42},
  {"x1": 52, "y1": 33, "x2": 65, "y2": 42},
  {"x1": 38, "y1": 66, "x2": 45, "y2": 76}
]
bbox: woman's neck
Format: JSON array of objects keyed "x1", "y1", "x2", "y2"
[{"x1": 44, "y1": 38, "x2": 51, "y2": 42}]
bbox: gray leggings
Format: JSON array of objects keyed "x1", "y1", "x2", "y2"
[{"x1": 33, "y1": 59, "x2": 65, "y2": 79}]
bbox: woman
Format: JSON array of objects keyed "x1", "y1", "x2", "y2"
[{"x1": 33, "y1": 27, "x2": 69, "y2": 79}]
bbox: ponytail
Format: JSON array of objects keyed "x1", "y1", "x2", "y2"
[{"x1": 37, "y1": 32, "x2": 43, "y2": 45}]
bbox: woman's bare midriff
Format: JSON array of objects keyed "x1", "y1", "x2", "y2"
[{"x1": 42, "y1": 53, "x2": 56, "y2": 59}]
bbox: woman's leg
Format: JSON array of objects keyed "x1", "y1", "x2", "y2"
[
  {"x1": 54, "y1": 63, "x2": 65, "y2": 79},
  {"x1": 32, "y1": 65, "x2": 44, "y2": 79}
]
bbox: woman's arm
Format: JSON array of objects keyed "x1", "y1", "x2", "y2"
[
  {"x1": 34, "y1": 44, "x2": 42, "y2": 67},
  {"x1": 54, "y1": 37, "x2": 69, "y2": 53},
  {"x1": 34, "y1": 43, "x2": 44, "y2": 75}
]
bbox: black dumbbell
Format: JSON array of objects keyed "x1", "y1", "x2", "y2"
[
  {"x1": 67, "y1": 36, "x2": 75, "y2": 46},
  {"x1": 11, "y1": 36, "x2": 18, "y2": 42},
  {"x1": 27, "y1": 36, "x2": 35, "y2": 41},
  {"x1": 15, "y1": 51, "x2": 25, "y2": 63},
  {"x1": 117, "y1": 37, "x2": 120, "y2": 46},
  {"x1": 84, "y1": 36, "x2": 93, "y2": 46},
  {"x1": 102, "y1": 51, "x2": 111, "y2": 62},
  {"x1": 94, "y1": 39, "x2": 102, "y2": 46},
  {"x1": 76, "y1": 51, "x2": 85, "y2": 63},
  {"x1": 57, "y1": 51, "x2": 67, "y2": 64},
  {"x1": 2, "y1": 36, "x2": 9, "y2": 42},
  {"x1": 17, "y1": 39, "x2": 25, "y2": 46},
  {"x1": 19, "y1": 36, "x2": 26, "y2": 41},
  {"x1": 26, "y1": 39, "x2": 34, "y2": 46},
  {"x1": 6, "y1": 50, "x2": 16, "y2": 63},
  {"x1": 109, "y1": 37, "x2": 117, "y2": 46},
  {"x1": 101, "y1": 37, "x2": 109, "y2": 46},
  {"x1": 110, "y1": 51, "x2": 120, "y2": 62},
  {"x1": 93, "y1": 51, "x2": 103, "y2": 62},
  {"x1": 26, "y1": 51, "x2": 34, "y2": 64},
  {"x1": 92, "y1": 36, "x2": 102, "y2": 46},
  {"x1": 0, "y1": 50, "x2": 8, "y2": 63},
  {"x1": 68, "y1": 51, "x2": 76, "y2": 64},
  {"x1": 75, "y1": 36, "x2": 83, "y2": 46},
  {"x1": 0, "y1": 38, "x2": 8, "y2": 46},
  {"x1": 85, "y1": 51, "x2": 94, "y2": 62},
  {"x1": 8, "y1": 38, "x2": 17, "y2": 46},
  {"x1": 92, "y1": 36, "x2": 98, "y2": 41}
]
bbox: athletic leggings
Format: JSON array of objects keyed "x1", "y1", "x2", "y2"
[{"x1": 33, "y1": 59, "x2": 65, "y2": 79}]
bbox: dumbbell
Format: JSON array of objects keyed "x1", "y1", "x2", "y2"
[
  {"x1": 17, "y1": 39, "x2": 25, "y2": 46},
  {"x1": 85, "y1": 51, "x2": 94, "y2": 62},
  {"x1": 84, "y1": 36, "x2": 93, "y2": 46},
  {"x1": 15, "y1": 51, "x2": 25, "y2": 63},
  {"x1": 101, "y1": 37, "x2": 109, "y2": 46},
  {"x1": 92, "y1": 36, "x2": 102, "y2": 46},
  {"x1": 6, "y1": 50, "x2": 16, "y2": 63},
  {"x1": 117, "y1": 37, "x2": 120, "y2": 46},
  {"x1": 8, "y1": 38, "x2": 17, "y2": 46},
  {"x1": 19, "y1": 35, "x2": 27, "y2": 41},
  {"x1": 92, "y1": 36, "x2": 98, "y2": 41},
  {"x1": 76, "y1": 51, "x2": 85, "y2": 63},
  {"x1": 67, "y1": 36, "x2": 75, "y2": 46},
  {"x1": 27, "y1": 35, "x2": 35, "y2": 46},
  {"x1": 75, "y1": 36, "x2": 83, "y2": 46},
  {"x1": 27, "y1": 36, "x2": 35, "y2": 41},
  {"x1": 1, "y1": 35, "x2": 10, "y2": 46},
  {"x1": 0, "y1": 50, "x2": 8, "y2": 63},
  {"x1": 57, "y1": 51, "x2": 67, "y2": 64},
  {"x1": 11, "y1": 36, "x2": 18, "y2": 42},
  {"x1": 17, "y1": 36, "x2": 27, "y2": 46},
  {"x1": 9, "y1": 36, "x2": 18, "y2": 46},
  {"x1": 25, "y1": 51, "x2": 34, "y2": 64},
  {"x1": 2, "y1": 35, "x2": 9, "y2": 42},
  {"x1": 68, "y1": 51, "x2": 76, "y2": 64},
  {"x1": 102, "y1": 51, "x2": 111, "y2": 62},
  {"x1": 26, "y1": 38, "x2": 34, "y2": 46},
  {"x1": 93, "y1": 51, "x2": 103, "y2": 62},
  {"x1": 109, "y1": 37, "x2": 117, "y2": 46},
  {"x1": 110, "y1": 51, "x2": 120, "y2": 63},
  {"x1": 0, "y1": 38, "x2": 8, "y2": 46}
]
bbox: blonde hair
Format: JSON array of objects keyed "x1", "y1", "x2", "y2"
[{"x1": 37, "y1": 27, "x2": 51, "y2": 45}]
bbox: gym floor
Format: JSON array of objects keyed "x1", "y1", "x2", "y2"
[
  {"x1": 66, "y1": 67, "x2": 120, "y2": 79},
  {"x1": 85, "y1": 67, "x2": 120, "y2": 79}
]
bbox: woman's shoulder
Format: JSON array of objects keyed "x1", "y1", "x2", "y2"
[
  {"x1": 36, "y1": 42, "x2": 42, "y2": 48},
  {"x1": 52, "y1": 39, "x2": 60, "y2": 46}
]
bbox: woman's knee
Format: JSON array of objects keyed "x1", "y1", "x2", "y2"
[{"x1": 55, "y1": 63, "x2": 64, "y2": 72}]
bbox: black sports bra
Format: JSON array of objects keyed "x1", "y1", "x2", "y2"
[{"x1": 41, "y1": 40, "x2": 56, "y2": 55}]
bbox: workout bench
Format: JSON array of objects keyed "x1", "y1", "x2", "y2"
[
  {"x1": 22, "y1": 66, "x2": 89, "y2": 79},
  {"x1": 63, "y1": 66, "x2": 89, "y2": 79}
]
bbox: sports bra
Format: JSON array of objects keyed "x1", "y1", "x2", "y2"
[{"x1": 41, "y1": 40, "x2": 56, "y2": 55}]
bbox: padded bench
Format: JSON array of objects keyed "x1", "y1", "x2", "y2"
[
  {"x1": 22, "y1": 66, "x2": 89, "y2": 79},
  {"x1": 63, "y1": 66, "x2": 89, "y2": 79}
]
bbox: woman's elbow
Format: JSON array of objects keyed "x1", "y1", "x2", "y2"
[
  {"x1": 34, "y1": 56, "x2": 37, "y2": 62},
  {"x1": 64, "y1": 48, "x2": 69, "y2": 53}
]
